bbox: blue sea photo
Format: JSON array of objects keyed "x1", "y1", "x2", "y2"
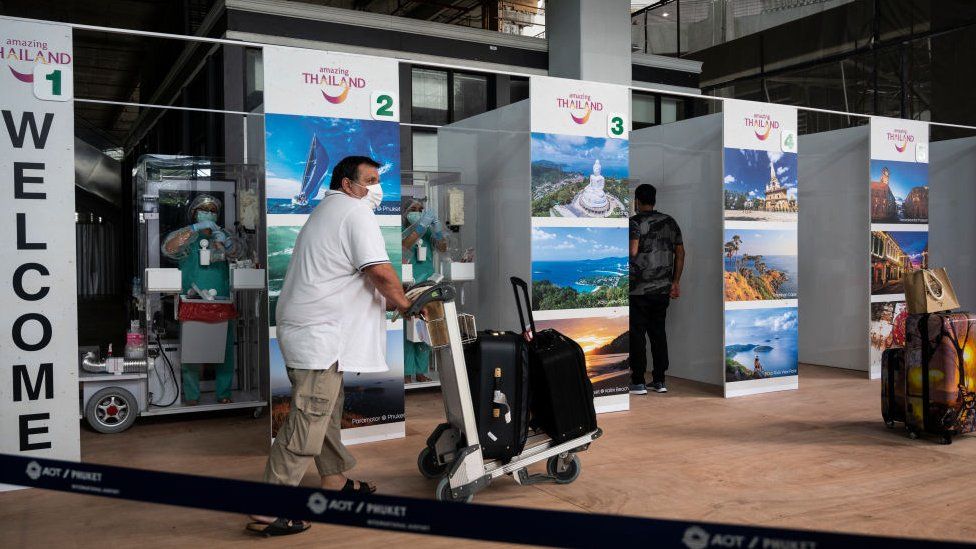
[
  {"x1": 725, "y1": 307, "x2": 799, "y2": 381},
  {"x1": 531, "y1": 226, "x2": 629, "y2": 310},
  {"x1": 723, "y1": 228, "x2": 798, "y2": 300},
  {"x1": 265, "y1": 113, "x2": 401, "y2": 215}
]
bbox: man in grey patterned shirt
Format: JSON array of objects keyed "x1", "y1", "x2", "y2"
[{"x1": 629, "y1": 184, "x2": 684, "y2": 395}]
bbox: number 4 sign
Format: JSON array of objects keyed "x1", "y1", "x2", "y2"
[
  {"x1": 371, "y1": 90, "x2": 398, "y2": 121},
  {"x1": 33, "y1": 65, "x2": 73, "y2": 102},
  {"x1": 606, "y1": 112, "x2": 627, "y2": 139}
]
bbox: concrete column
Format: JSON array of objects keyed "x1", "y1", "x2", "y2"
[{"x1": 546, "y1": 0, "x2": 632, "y2": 85}]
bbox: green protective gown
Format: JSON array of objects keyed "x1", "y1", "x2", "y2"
[
  {"x1": 404, "y1": 230, "x2": 435, "y2": 377},
  {"x1": 178, "y1": 231, "x2": 235, "y2": 402}
]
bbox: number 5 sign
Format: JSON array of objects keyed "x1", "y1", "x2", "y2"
[
  {"x1": 33, "y1": 65, "x2": 73, "y2": 102},
  {"x1": 371, "y1": 90, "x2": 398, "y2": 121},
  {"x1": 606, "y1": 112, "x2": 628, "y2": 139}
]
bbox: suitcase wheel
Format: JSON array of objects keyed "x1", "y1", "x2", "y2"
[
  {"x1": 884, "y1": 419, "x2": 896, "y2": 429},
  {"x1": 546, "y1": 454, "x2": 581, "y2": 485},
  {"x1": 907, "y1": 430, "x2": 920, "y2": 440},
  {"x1": 417, "y1": 447, "x2": 448, "y2": 480},
  {"x1": 940, "y1": 434, "x2": 953, "y2": 445},
  {"x1": 435, "y1": 477, "x2": 473, "y2": 503}
]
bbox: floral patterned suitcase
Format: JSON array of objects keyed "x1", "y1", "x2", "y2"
[{"x1": 904, "y1": 312, "x2": 976, "y2": 444}]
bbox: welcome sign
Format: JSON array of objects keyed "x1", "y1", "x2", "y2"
[{"x1": 0, "y1": 17, "x2": 79, "y2": 471}]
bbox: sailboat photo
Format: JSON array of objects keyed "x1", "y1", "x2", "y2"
[{"x1": 292, "y1": 134, "x2": 329, "y2": 206}]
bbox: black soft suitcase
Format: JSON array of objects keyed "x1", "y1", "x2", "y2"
[
  {"x1": 881, "y1": 347, "x2": 906, "y2": 427},
  {"x1": 463, "y1": 331, "x2": 530, "y2": 461},
  {"x1": 511, "y1": 277, "x2": 598, "y2": 444}
]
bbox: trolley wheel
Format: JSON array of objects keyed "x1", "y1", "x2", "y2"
[
  {"x1": 884, "y1": 419, "x2": 896, "y2": 429},
  {"x1": 418, "y1": 447, "x2": 447, "y2": 480},
  {"x1": 435, "y1": 477, "x2": 473, "y2": 503},
  {"x1": 546, "y1": 454, "x2": 581, "y2": 484},
  {"x1": 940, "y1": 434, "x2": 953, "y2": 445},
  {"x1": 907, "y1": 430, "x2": 920, "y2": 440},
  {"x1": 85, "y1": 387, "x2": 139, "y2": 434},
  {"x1": 252, "y1": 407, "x2": 265, "y2": 419}
]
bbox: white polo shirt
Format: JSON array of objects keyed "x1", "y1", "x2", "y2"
[{"x1": 275, "y1": 190, "x2": 390, "y2": 372}]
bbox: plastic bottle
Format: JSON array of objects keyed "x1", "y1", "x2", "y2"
[{"x1": 124, "y1": 320, "x2": 146, "y2": 360}]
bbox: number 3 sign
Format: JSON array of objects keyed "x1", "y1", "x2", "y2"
[
  {"x1": 606, "y1": 112, "x2": 627, "y2": 139},
  {"x1": 33, "y1": 65, "x2": 73, "y2": 102}
]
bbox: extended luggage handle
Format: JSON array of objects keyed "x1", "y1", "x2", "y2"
[{"x1": 510, "y1": 276, "x2": 536, "y2": 339}]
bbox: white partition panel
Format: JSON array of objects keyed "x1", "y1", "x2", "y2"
[
  {"x1": 438, "y1": 101, "x2": 532, "y2": 332},
  {"x1": 930, "y1": 136, "x2": 976, "y2": 311},
  {"x1": 798, "y1": 126, "x2": 870, "y2": 372},
  {"x1": 630, "y1": 114, "x2": 725, "y2": 387}
]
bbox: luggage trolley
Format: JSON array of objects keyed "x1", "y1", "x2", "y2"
[{"x1": 405, "y1": 282, "x2": 602, "y2": 502}]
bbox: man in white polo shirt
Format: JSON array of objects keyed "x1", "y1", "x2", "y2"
[{"x1": 249, "y1": 156, "x2": 412, "y2": 537}]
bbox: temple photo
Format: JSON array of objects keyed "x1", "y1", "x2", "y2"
[
  {"x1": 530, "y1": 132, "x2": 630, "y2": 218},
  {"x1": 723, "y1": 148, "x2": 798, "y2": 222}
]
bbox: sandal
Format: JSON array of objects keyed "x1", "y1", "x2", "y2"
[
  {"x1": 245, "y1": 518, "x2": 310, "y2": 537},
  {"x1": 341, "y1": 478, "x2": 376, "y2": 494}
]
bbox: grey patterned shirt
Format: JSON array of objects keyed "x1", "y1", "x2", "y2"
[{"x1": 629, "y1": 211, "x2": 683, "y2": 296}]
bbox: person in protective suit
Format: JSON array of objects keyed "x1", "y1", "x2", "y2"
[
  {"x1": 162, "y1": 194, "x2": 244, "y2": 405},
  {"x1": 401, "y1": 198, "x2": 448, "y2": 384}
]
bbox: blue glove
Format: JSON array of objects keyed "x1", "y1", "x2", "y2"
[
  {"x1": 211, "y1": 230, "x2": 229, "y2": 244},
  {"x1": 191, "y1": 220, "x2": 219, "y2": 232},
  {"x1": 417, "y1": 209, "x2": 436, "y2": 229},
  {"x1": 431, "y1": 220, "x2": 445, "y2": 242}
]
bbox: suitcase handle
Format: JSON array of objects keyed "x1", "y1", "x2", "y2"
[{"x1": 510, "y1": 276, "x2": 536, "y2": 337}]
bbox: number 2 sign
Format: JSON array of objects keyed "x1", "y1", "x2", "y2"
[{"x1": 371, "y1": 90, "x2": 398, "y2": 121}]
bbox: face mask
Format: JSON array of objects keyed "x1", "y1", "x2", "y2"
[
  {"x1": 355, "y1": 182, "x2": 383, "y2": 210},
  {"x1": 406, "y1": 211, "x2": 422, "y2": 225},
  {"x1": 196, "y1": 211, "x2": 217, "y2": 223}
]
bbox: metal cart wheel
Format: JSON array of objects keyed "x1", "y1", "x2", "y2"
[
  {"x1": 435, "y1": 477, "x2": 473, "y2": 503},
  {"x1": 418, "y1": 447, "x2": 447, "y2": 480},
  {"x1": 85, "y1": 387, "x2": 139, "y2": 434},
  {"x1": 546, "y1": 454, "x2": 581, "y2": 484}
]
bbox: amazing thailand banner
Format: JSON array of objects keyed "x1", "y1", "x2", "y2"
[
  {"x1": 0, "y1": 17, "x2": 80, "y2": 474},
  {"x1": 529, "y1": 76, "x2": 631, "y2": 412},
  {"x1": 722, "y1": 99, "x2": 799, "y2": 398},
  {"x1": 263, "y1": 46, "x2": 404, "y2": 444},
  {"x1": 867, "y1": 117, "x2": 929, "y2": 379}
]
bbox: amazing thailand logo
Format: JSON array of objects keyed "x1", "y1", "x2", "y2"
[
  {"x1": 303, "y1": 66, "x2": 367, "y2": 104},
  {"x1": 744, "y1": 113, "x2": 780, "y2": 141},
  {"x1": 1, "y1": 37, "x2": 72, "y2": 84},
  {"x1": 557, "y1": 93, "x2": 604, "y2": 125},
  {"x1": 887, "y1": 128, "x2": 915, "y2": 154}
]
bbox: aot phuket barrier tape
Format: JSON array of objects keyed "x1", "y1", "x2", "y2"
[{"x1": 0, "y1": 454, "x2": 970, "y2": 548}]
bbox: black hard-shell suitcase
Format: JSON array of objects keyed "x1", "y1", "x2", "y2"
[
  {"x1": 881, "y1": 347, "x2": 906, "y2": 427},
  {"x1": 463, "y1": 331, "x2": 530, "y2": 461},
  {"x1": 511, "y1": 277, "x2": 598, "y2": 444}
]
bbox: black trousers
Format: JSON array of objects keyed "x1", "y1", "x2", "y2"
[{"x1": 630, "y1": 294, "x2": 670, "y2": 385}]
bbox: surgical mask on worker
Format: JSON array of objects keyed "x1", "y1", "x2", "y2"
[
  {"x1": 195, "y1": 210, "x2": 217, "y2": 223},
  {"x1": 406, "y1": 211, "x2": 422, "y2": 225},
  {"x1": 355, "y1": 182, "x2": 383, "y2": 210}
]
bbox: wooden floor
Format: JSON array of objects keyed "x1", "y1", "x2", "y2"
[{"x1": 4, "y1": 364, "x2": 976, "y2": 547}]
